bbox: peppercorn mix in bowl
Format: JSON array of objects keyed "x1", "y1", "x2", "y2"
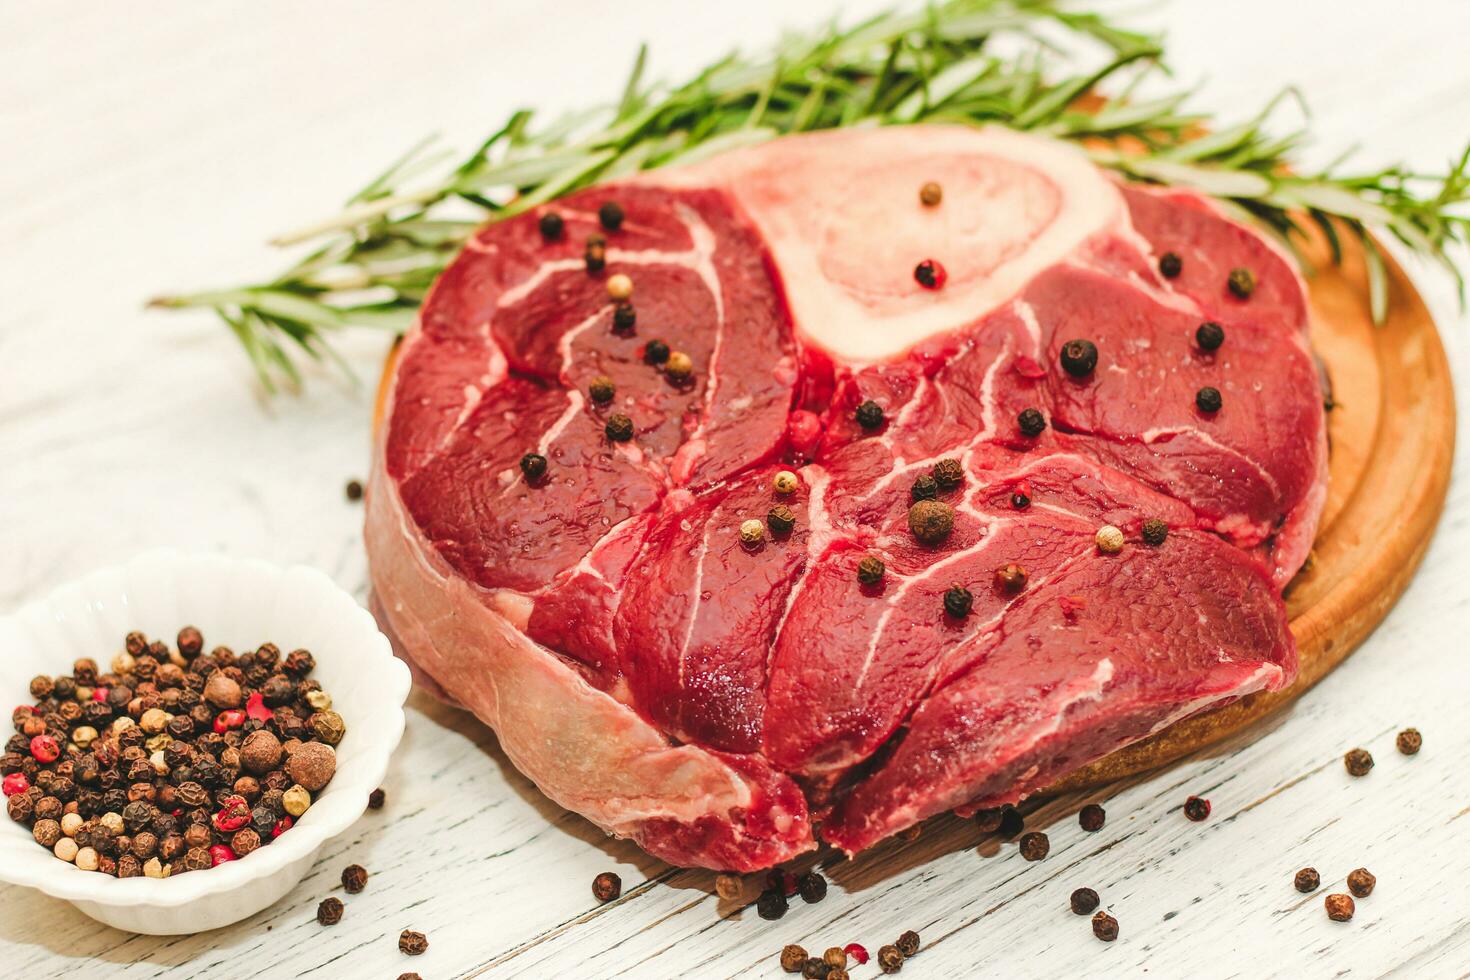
[{"x1": 0, "y1": 549, "x2": 411, "y2": 934}]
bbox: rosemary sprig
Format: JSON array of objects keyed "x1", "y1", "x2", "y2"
[{"x1": 153, "y1": 0, "x2": 1470, "y2": 393}]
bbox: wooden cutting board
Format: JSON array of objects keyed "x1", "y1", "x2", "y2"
[{"x1": 372, "y1": 224, "x2": 1456, "y2": 793}]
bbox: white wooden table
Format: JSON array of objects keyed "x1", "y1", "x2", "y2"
[{"x1": 2, "y1": 2, "x2": 1467, "y2": 976}]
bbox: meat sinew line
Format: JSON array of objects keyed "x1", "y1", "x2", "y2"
[{"x1": 515, "y1": 201, "x2": 736, "y2": 603}]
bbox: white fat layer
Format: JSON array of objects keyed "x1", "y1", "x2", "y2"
[{"x1": 1031, "y1": 658, "x2": 1116, "y2": 743}]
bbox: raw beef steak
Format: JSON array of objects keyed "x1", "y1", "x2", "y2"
[{"x1": 366, "y1": 125, "x2": 1326, "y2": 870}]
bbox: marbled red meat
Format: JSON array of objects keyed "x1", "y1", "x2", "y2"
[{"x1": 367, "y1": 126, "x2": 1325, "y2": 870}]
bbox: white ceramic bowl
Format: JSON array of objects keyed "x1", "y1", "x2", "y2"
[{"x1": 0, "y1": 549, "x2": 411, "y2": 934}]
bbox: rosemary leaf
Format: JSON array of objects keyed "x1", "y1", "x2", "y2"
[{"x1": 157, "y1": 0, "x2": 1470, "y2": 393}]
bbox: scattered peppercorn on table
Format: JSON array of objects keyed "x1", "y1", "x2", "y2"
[{"x1": 3, "y1": 1, "x2": 1469, "y2": 977}]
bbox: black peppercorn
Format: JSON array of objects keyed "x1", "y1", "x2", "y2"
[
  {"x1": 1018, "y1": 831, "x2": 1049, "y2": 861},
  {"x1": 1344, "y1": 747, "x2": 1373, "y2": 777},
  {"x1": 178, "y1": 627, "x2": 204, "y2": 658},
  {"x1": 1325, "y1": 893, "x2": 1355, "y2": 922},
  {"x1": 316, "y1": 897, "x2": 344, "y2": 926},
  {"x1": 1059, "y1": 338, "x2": 1099, "y2": 377},
  {"x1": 342, "y1": 863, "x2": 369, "y2": 894},
  {"x1": 932, "y1": 458, "x2": 964, "y2": 491},
  {"x1": 344, "y1": 479, "x2": 364, "y2": 502},
  {"x1": 643, "y1": 339, "x2": 670, "y2": 365},
  {"x1": 250, "y1": 804, "x2": 276, "y2": 836},
  {"x1": 584, "y1": 234, "x2": 606, "y2": 273},
  {"x1": 592, "y1": 870, "x2": 622, "y2": 902},
  {"x1": 876, "y1": 944, "x2": 904, "y2": 973},
  {"x1": 919, "y1": 181, "x2": 942, "y2": 207},
  {"x1": 612, "y1": 302, "x2": 636, "y2": 332},
  {"x1": 598, "y1": 201, "x2": 625, "y2": 231},
  {"x1": 588, "y1": 375, "x2": 616, "y2": 404},
  {"x1": 538, "y1": 211, "x2": 564, "y2": 241},
  {"x1": 855, "y1": 399, "x2": 885, "y2": 431},
  {"x1": 1092, "y1": 911, "x2": 1119, "y2": 941},
  {"x1": 1141, "y1": 519, "x2": 1169, "y2": 546},
  {"x1": 781, "y1": 945, "x2": 808, "y2": 973},
  {"x1": 122, "y1": 799, "x2": 154, "y2": 831},
  {"x1": 1347, "y1": 867, "x2": 1376, "y2": 897},
  {"x1": 262, "y1": 675, "x2": 294, "y2": 707},
  {"x1": 8, "y1": 794, "x2": 34, "y2": 822},
  {"x1": 1228, "y1": 266, "x2": 1255, "y2": 299},
  {"x1": 1183, "y1": 795, "x2": 1210, "y2": 821},
  {"x1": 943, "y1": 584, "x2": 973, "y2": 618},
  {"x1": 1017, "y1": 408, "x2": 1046, "y2": 437},
  {"x1": 1396, "y1": 728, "x2": 1422, "y2": 755},
  {"x1": 802, "y1": 958, "x2": 830, "y2": 980},
  {"x1": 908, "y1": 500, "x2": 955, "y2": 545},
  {"x1": 895, "y1": 930, "x2": 920, "y2": 957},
  {"x1": 1294, "y1": 867, "x2": 1320, "y2": 893},
  {"x1": 974, "y1": 808, "x2": 1004, "y2": 833},
  {"x1": 756, "y1": 888, "x2": 788, "y2": 920},
  {"x1": 767, "y1": 505, "x2": 796, "y2": 535},
  {"x1": 849, "y1": 557, "x2": 885, "y2": 590},
  {"x1": 82, "y1": 701, "x2": 113, "y2": 725},
  {"x1": 998, "y1": 806, "x2": 1024, "y2": 838},
  {"x1": 519, "y1": 452, "x2": 547, "y2": 482},
  {"x1": 1070, "y1": 887, "x2": 1100, "y2": 915},
  {"x1": 1078, "y1": 803, "x2": 1105, "y2": 832},
  {"x1": 910, "y1": 474, "x2": 938, "y2": 502},
  {"x1": 605, "y1": 414, "x2": 635, "y2": 442},
  {"x1": 797, "y1": 871, "x2": 827, "y2": 903},
  {"x1": 1010, "y1": 489, "x2": 1030, "y2": 510},
  {"x1": 399, "y1": 929, "x2": 429, "y2": 955},
  {"x1": 1159, "y1": 251, "x2": 1183, "y2": 278},
  {"x1": 283, "y1": 649, "x2": 315, "y2": 676},
  {"x1": 1196, "y1": 386, "x2": 1223, "y2": 413},
  {"x1": 1196, "y1": 321, "x2": 1226, "y2": 351}
]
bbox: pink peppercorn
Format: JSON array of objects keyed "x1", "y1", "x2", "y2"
[
  {"x1": 844, "y1": 943, "x2": 869, "y2": 965},
  {"x1": 914, "y1": 258, "x2": 948, "y2": 290},
  {"x1": 270, "y1": 816, "x2": 294, "y2": 839},
  {"x1": 213, "y1": 709, "x2": 246, "y2": 733},
  {"x1": 29, "y1": 735, "x2": 60, "y2": 763},
  {"x1": 208, "y1": 844, "x2": 237, "y2": 867},
  {"x1": 91, "y1": 687, "x2": 109, "y2": 702},
  {"x1": 3, "y1": 773, "x2": 29, "y2": 797},
  {"x1": 245, "y1": 691, "x2": 274, "y2": 723},
  {"x1": 212, "y1": 795, "x2": 251, "y2": 833}
]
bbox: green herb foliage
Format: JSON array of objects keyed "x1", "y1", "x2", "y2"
[{"x1": 152, "y1": 0, "x2": 1470, "y2": 392}]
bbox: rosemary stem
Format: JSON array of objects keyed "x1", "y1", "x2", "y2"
[
  {"x1": 154, "y1": 0, "x2": 1469, "y2": 395},
  {"x1": 269, "y1": 188, "x2": 446, "y2": 247}
]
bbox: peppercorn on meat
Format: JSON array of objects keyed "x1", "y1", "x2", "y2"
[{"x1": 367, "y1": 125, "x2": 1324, "y2": 870}]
